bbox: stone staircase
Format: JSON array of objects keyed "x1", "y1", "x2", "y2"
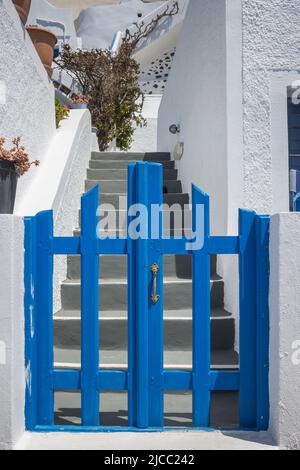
[{"x1": 54, "y1": 151, "x2": 239, "y2": 426}]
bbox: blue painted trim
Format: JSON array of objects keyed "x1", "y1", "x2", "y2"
[
  {"x1": 35, "y1": 211, "x2": 54, "y2": 426},
  {"x1": 239, "y1": 210, "x2": 257, "y2": 429},
  {"x1": 255, "y1": 216, "x2": 270, "y2": 430},
  {"x1": 24, "y1": 216, "x2": 38, "y2": 430}
]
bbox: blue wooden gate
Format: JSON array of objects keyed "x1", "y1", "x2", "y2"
[{"x1": 24, "y1": 162, "x2": 270, "y2": 432}]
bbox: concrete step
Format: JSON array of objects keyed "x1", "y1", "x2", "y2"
[
  {"x1": 87, "y1": 168, "x2": 178, "y2": 181},
  {"x1": 91, "y1": 152, "x2": 171, "y2": 162},
  {"x1": 94, "y1": 193, "x2": 190, "y2": 209},
  {"x1": 54, "y1": 308, "x2": 235, "y2": 352},
  {"x1": 89, "y1": 159, "x2": 176, "y2": 170},
  {"x1": 53, "y1": 345, "x2": 239, "y2": 370},
  {"x1": 53, "y1": 391, "x2": 240, "y2": 430},
  {"x1": 61, "y1": 278, "x2": 224, "y2": 311},
  {"x1": 67, "y1": 254, "x2": 217, "y2": 280},
  {"x1": 85, "y1": 179, "x2": 182, "y2": 194}
]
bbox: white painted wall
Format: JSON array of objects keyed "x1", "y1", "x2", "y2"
[
  {"x1": 0, "y1": 216, "x2": 25, "y2": 450},
  {"x1": 131, "y1": 94, "x2": 162, "y2": 151},
  {"x1": 269, "y1": 213, "x2": 300, "y2": 450},
  {"x1": 77, "y1": 0, "x2": 166, "y2": 50},
  {"x1": 0, "y1": 0, "x2": 56, "y2": 210},
  {"x1": 158, "y1": 0, "x2": 243, "y2": 236},
  {"x1": 28, "y1": 0, "x2": 78, "y2": 49}
]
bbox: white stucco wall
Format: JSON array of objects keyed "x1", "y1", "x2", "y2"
[
  {"x1": 0, "y1": 217, "x2": 25, "y2": 450},
  {"x1": 269, "y1": 213, "x2": 300, "y2": 450},
  {"x1": 0, "y1": 0, "x2": 56, "y2": 210},
  {"x1": 131, "y1": 94, "x2": 162, "y2": 151},
  {"x1": 28, "y1": 0, "x2": 78, "y2": 50},
  {"x1": 158, "y1": 0, "x2": 243, "y2": 236},
  {"x1": 77, "y1": 0, "x2": 166, "y2": 50},
  {"x1": 159, "y1": 0, "x2": 300, "y2": 228}
]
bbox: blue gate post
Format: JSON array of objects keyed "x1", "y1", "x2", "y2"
[
  {"x1": 35, "y1": 211, "x2": 54, "y2": 425},
  {"x1": 128, "y1": 162, "x2": 164, "y2": 428},
  {"x1": 80, "y1": 187, "x2": 100, "y2": 426},
  {"x1": 192, "y1": 186, "x2": 211, "y2": 427},
  {"x1": 239, "y1": 210, "x2": 257, "y2": 429},
  {"x1": 255, "y1": 215, "x2": 270, "y2": 430},
  {"x1": 24, "y1": 217, "x2": 38, "y2": 430}
]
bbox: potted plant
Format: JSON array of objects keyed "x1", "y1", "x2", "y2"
[
  {"x1": 12, "y1": 0, "x2": 31, "y2": 25},
  {"x1": 0, "y1": 137, "x2": 39, "y2": 214},
  {"x1": 71, "y1": 95, "x2": 89, "y2": 110},
  {"x1": 55, "y1": 98, "x2": 70, "y2": 128},
  {"x1": 26, "y1": 25, "x2": 57, "y2": 78}
]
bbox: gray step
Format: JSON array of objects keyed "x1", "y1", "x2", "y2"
[
  {"x1": 89, "y1": 160, "x2": 175, "y2": 170},
  {"x1": 91, "y1": 152, "x2": 171, "y2": 162},
  {"x1": 54, "y1": 308, "x2": 235, "y2": 351},
  {"x1": 54, "y1": 390, "x2": 239, "y2": 429},
  {"x1": 87, "y1": 168, "x2": 178, "y2": 181},
  {"x1": 67, "y1": 254, "x2": 216, "y2": 280},
  {"x1": 61, "y1": 278, "x2": 224, "y2": 311},
  {"x1": 85, "y1": 179, "x2": 182, "y2": 194},
  {"x1": 95, "y1": 193, "x2": 190, "y2": 209},
  {"x1": 54, "y1": 345, "x2": 239, "y2": 370}
]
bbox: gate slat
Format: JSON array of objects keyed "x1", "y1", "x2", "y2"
[
  {"x1": 148, "y1": 164, "x2": 164, "y2": 428},
  {"x1": 128, "y1": 163, "x2": 150, "y2": 428},
  {"x1": 192, "y1": 186, "x2": 211, "y2": 427},
  {"x1": 36, "y1": 211, "x2": 54, "y2": 425},
  {"x1": 239, "y1": 210, "x2": 257, "y2": 429},
  {"x1": 80, "y1": 186, "x2": 100, "y2": 426}
]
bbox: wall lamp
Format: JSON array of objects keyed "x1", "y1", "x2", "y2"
[{"x1": 169, "y1": 124, "x2": 181, "y2": 135}]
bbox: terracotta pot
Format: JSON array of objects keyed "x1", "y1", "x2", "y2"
[
  {"x1": 12, "y1": 0, "x2": 31, "y2": 25},
  {"x1": 26, "y1": 26, "x2": 57, "y2": 78}
]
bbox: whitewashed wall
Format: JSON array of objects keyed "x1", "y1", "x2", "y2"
[
  {"x1": 28, "y1": 0, "x2": 78, "y2": 50},
  {"x1": 0, "y1": 216, "x2": 25, "y2": 450},
  {"x1": 158, "y1": 0, "x2": 243, "y2": 236},
  {"x1": 269, "y1": 213, "x2": 300, "y2": 449},
  {"x1": 0, "y1": 0, "x2": 56, "y2": 210},
  {"x1": 158, "y1": 0, "x2": 300, "y2": 230},
  {"x1": 131, "y1": 94, "x2": 162, "y2": 152},
  {"x1": 158, "y1": 0, "x2": 300, "y2": 332}
]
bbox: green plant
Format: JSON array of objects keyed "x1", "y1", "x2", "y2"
[{"x1": 55, "y1": 98, "x2": 70, "y2": 128}]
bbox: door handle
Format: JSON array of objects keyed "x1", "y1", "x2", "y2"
[{"x1": 150, "y1": 263, "x2": 160, "y2": 304}]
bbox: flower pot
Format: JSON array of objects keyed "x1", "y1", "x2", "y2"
[
  {"x1": 12, "y1": 0, "x2": 31, "y2": 25},
  {"x1": 26, "y1": 26, "x2": 57, "y2": 78},
  {"x1": 0, "y1": 160, "x2": 17, "y2": 214},
  {"x1": 71, "y1": 103, "x2": 88, "y2": 110}
]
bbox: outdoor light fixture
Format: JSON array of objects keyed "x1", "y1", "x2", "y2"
[{"x1": 169, "y1": 124, "x2": 180, "y2": 135}]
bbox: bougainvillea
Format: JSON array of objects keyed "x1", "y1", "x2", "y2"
[{"x1": 0, "y1": 137, "x2": 40, "y2": 176}]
